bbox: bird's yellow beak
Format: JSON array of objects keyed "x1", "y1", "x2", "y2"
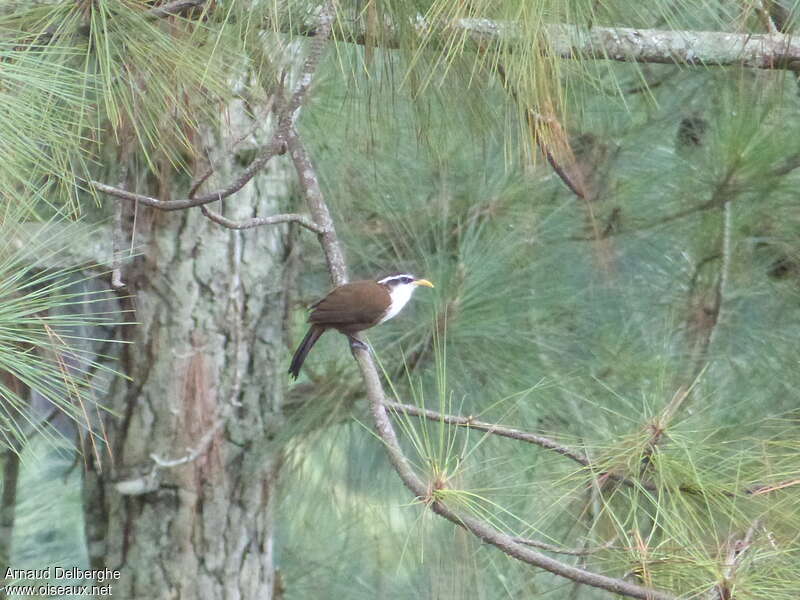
[{"x1": 414, "y1": 279, "x2": 434, "y2": 288}]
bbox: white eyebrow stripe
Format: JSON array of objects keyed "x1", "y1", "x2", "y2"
[{"x1": 378, "y1": 274, "x2": 414, "y2": 284}]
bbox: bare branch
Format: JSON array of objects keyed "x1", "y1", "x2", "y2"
[
  {"x1": 88, "y1": 136, "x2": 287, "y2": 211},
  {"x1": 294, "y1": 17, "x2": 800, "y2": 72},
  {"x1": 748, "y1": 478, "x2": 800, "y2": 495},
  {"x1": 286, "y1": 126, "x2": 349, "y2": 285},
  {"x1": 470, "y1": 21, "x2": 800, "y2": 71},
  {"x1": 201, "y1": 205, "x2": 326, "y2": 233}
]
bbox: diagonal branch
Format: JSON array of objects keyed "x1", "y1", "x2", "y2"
[
  {"x1": 286, "y1": 126, "x2": 349, "y2": 285},
  {"x1": 385, "y1": 400, "x2": 737, "y2": 499}
]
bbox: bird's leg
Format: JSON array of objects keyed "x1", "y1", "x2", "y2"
[{"x1": 348, "y1": 335, "x2": 369, "y2": 352}]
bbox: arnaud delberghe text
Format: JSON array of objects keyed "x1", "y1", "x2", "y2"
[{"x1": 5, "y1": 567, "x2": 121, "y2": 582}]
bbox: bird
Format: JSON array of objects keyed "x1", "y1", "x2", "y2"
[{"x1": 288, "y1": 274, "x2": 434, "y2": 379}]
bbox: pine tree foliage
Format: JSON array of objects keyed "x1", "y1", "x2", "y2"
[{"x1": 0, "y1": 214, "x2": 121, "y2": 451}]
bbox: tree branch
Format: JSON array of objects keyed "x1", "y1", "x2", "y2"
[
  {"x1": 384, "y1": 400, "x2": 733, "y2": 498},
  {"x1": 463, "y1": 20, "x2": 800, "y2": 71},
  {"x1": 289, "y1": 16, "x2": 800, "y2": 72},
  {"x1": 143, "y1": 5, "x2": 800, "y2": 72},
  {"x1": 286, "y1": 126, "x2": 349, "y2": 285},
  {"x1": 89, "y1": 140, "x2": 287, "y2": 211},
  {"x1": 385, "y1": 400, "x2": 589, "y2": 465},
  {"x1": 200, "y1": 205, "x2": 326, "y2": 234}
]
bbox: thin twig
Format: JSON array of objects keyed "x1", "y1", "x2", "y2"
[
  {"x1": 641, "y1": 173, "x2": 737, "y2": 469},
  {"x1": 89, "y1": 140, "x2": 286, "y2": 211},
  {"x1": 385, "y1": 401, "x2": 589, "y2": 465},
  {"x1": 201, "y1": 205, "x2": 326, "y2": 233},
  {"x1": 708, "y1": 199, "x2": 732, "y2": 352},
  {"x1": 709, "y1": 520, "x2": 761, "y2": 600},
  {"x1": 747, "y1": 478, "x2": 800, "y2": 495}
]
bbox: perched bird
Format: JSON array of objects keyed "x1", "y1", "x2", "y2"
[{"x1": 288, "y1": 274, "x2": 434, "y2": 379}]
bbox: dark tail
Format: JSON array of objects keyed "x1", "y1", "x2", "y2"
[{"x1": 288, "y1": 326, "x2": 324, "y2": 379}]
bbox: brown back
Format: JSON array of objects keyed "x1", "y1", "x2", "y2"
[{"x1": 308, "y1": 280, "x2": 390, "y2": 334}]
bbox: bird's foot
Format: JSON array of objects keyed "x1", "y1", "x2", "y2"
[{"x1": 348, "y1": 337, "x2": 369, "y2": 352}]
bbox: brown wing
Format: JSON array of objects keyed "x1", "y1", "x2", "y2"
[{"x1": 308, "y1": 280, "x2": 388, "y2": 331}]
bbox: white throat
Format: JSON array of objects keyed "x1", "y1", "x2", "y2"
[{"x1": 379, "y1": 283, "x2": 417, "y2": 324}]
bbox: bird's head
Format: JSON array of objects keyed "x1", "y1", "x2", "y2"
[{"x1": 377, "y1": 274, "x2": 434, "y2": 321}]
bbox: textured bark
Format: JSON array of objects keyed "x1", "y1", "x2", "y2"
[{"x1": 83, "y1": 98, "x2": 292, "y2": 599}]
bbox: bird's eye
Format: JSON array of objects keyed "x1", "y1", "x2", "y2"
[{"x1": 402, "y1": 277, "x2": 412, "y2": 284}]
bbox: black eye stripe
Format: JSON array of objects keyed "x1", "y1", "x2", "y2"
[{"x1": 379, "y1": 274, "x2": 416, "y2": 286}]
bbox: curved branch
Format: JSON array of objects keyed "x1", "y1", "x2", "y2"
[
  {"x1": 88, "y1": 125, "x2": 286, "y2": 211},
  {"x1": 201, "y1": 205, "x2": 326, "y2": 234}
]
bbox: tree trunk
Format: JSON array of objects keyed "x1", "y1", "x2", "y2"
[{"x1": 83, "y1": 98, "x2": 293, "y2": 599}]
